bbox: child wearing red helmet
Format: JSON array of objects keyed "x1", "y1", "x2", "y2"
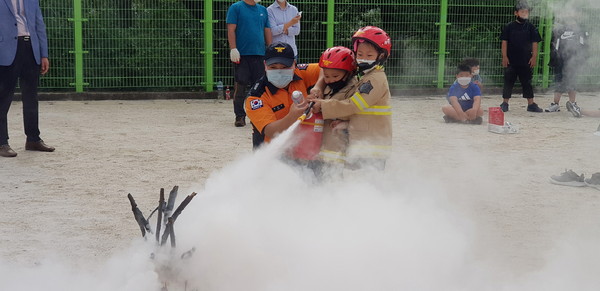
[
  {"x1": 317, "y1": 46, "x2": 359, "y2": 167},
  {"x1": 311, "y1": 26, "x2": 392, "y2": 170}
]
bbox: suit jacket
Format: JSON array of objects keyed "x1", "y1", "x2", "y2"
[{"x1": 0, "y1": 0, "x2": 48, "y2": 66}]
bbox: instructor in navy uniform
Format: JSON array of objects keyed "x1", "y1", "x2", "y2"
[{"x1": 0, "y1": 0, "x2": 54, "y2": 157}]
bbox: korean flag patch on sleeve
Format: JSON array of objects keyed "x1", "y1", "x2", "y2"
[{"x1": 250, "y1": 99, "x2": 263, "y2": 110}]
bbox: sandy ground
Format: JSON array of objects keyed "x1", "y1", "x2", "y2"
[{"x1": 1, "y1": 92, "x2": 600, "y2": 282}]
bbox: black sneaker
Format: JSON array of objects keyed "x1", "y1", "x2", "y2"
[
  {"x1": 500, "y1": 102, "x2": 509, "y2": 112},
  {"x1": 234, "y1": 116, "x2": 246, "y2": 127},
  {"x1": 443, "y1": 115, "x2": 456, "y2": 123},
  {"x1": 527, "y1": 103, "x2": 543, "y2": 113}
]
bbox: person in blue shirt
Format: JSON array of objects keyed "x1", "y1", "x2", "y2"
[
  {"x1": 227, "y1": 0, "x2": 272, "y2": 127},
  {"x1": 267, "y1": 0, "x2": 301, "y2": 59},
  {"x1": 442, "y1": 64, "x2": 483, "y2": 124},
  {"x1": 461, "y1": 57, "x2": 483, "y2": 90}
]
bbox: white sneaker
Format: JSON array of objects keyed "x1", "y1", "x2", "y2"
[
  {"x1": 566, "y1": 101, "x2": 582, "y2": 118},
  {"x1": 545, "y1": 103, "x2": 560, "y2": 112}
]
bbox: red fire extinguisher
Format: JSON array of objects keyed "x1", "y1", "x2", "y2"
[{"x1": 290, "y1": 102, "x2": 323, "y2": 161}]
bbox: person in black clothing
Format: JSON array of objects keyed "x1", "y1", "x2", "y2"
[
  {"x1": 499, "y1": 2, "x2": 543, "y2": 113},
  {"x1": 545, "y1": 18, "x2": 589, "y2": 117}
]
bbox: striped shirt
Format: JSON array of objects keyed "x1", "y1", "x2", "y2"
[
  {"x1": 267, "y1": 1, "x2": 300, "y2": 56},
  {"x1": 12, "y1": 0, "x2": 30, "y2": 36}
]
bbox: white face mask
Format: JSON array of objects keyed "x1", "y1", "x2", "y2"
[
  {"x1": 473, "y1": 69, "x2": 480, "y2": 75},
  {"x1": 277, "y1": 0, "x2": 285, "y2": 3},
  {"x1": 457, "y1": 77, "x2": 471, "y2": 86},
  {"x1": 356, "y1": 59, "x2": 375, "y2": 65},
  {"x1": 266, "y1": 68, "x2": 295, "y2": 88}
]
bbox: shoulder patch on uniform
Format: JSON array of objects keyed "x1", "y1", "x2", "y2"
[
  {"x1": 296, "y1": 63, "x2": 309, "y2": 70},
  {"x1": 358, "y1": 80, "x2": 374, "y2": 94},
  {"x1": 248, "y1": 76, "x2": 268, "y2": 97},
  {"x1": 250, "y1": 99, "x2": 263, "y2": 110}
]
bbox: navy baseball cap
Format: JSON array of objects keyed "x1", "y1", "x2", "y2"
[{"x1": 265, "y1": 42, "x2": 295, "y2": 67}]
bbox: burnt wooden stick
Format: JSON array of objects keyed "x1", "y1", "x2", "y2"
[
  {"x1": 168, "y1": 217, "x2": 176, "y2": 248},
  {"x1": 170, "y1": 192, "x2": 197, "y2": 222},
  {"x1": 160, "y1": 220, "x2": 172, "y2": 246},
  {"x1": 156, "y1": 188, "x2": 165, "y2": 243},
  {"x1": 159, "y1": 191, "x2": 196, "y2": 246},
  {"x1": 164, "y1": 186, "x2": 179, "y2": 223},
  {"x1": 127, "y1": 193, "x2": 151, "y2": 237}
]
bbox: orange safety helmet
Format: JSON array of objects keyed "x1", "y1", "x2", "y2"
[
  {"x1": 319, "y1": 46, "x2": 356, "y2": 73},
  {"x1": 352, "y1": 26, "x2": 392, "y2": 58}
]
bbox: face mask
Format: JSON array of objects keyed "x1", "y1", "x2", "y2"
[
  {"x1": 473, "y1": 69, "x2": 480, "y2": 75},
  {"x1": 327, "y1": 78, "x2": 348, "y2": 93},
  {"x1": 254, "y1": 0, "x2": 261, "y2": 3},
  {"x1": 517, "y1": 16, "x2": 528, "y2": 23},
  {"x1": 457, "y1": 77, "x2": 471, "y2": 86},
  {"x1": 356, "y1": 59, "x2": 376, "y2": 72},
  {"x1": 277, "y1": 0, "x2": 285, "y2": 3},
  {"x1": 266, "y1": 68, "x2": 294, "y2": 88}
]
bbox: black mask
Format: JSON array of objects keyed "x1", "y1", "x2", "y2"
[
  {"x1": 327, "y1": 79, "x2": 348, "y2": 94},
  {"x1": 517, "y1": 16, "x2": 528, "y2": 23},
  {"x1": 357, "y1": 61, "x2": 378, "y2": 72}
]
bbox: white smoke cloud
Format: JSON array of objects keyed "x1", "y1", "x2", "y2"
[
  {"x1": 2, "y1": 120, "x2": 600, "y2": 290},
  {"x1": 0, "y1": 240, "x2": 160, "y2": 291}
]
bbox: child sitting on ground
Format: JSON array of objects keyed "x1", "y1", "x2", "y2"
[
  {"x1": 462, "y1": 57, "x2": 483, "y2": 90},
  {"x1": 442, "y1": 63, "x2": 484, "y2": 124}
]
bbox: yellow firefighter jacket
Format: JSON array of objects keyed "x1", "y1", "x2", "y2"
[{"x1": 319, "y1": 66, "x2": 392, "y2": 162}]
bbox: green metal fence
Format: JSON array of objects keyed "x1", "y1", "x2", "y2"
[{"x1": 39, "y1": 0, "x2": 600, "y2": 93}]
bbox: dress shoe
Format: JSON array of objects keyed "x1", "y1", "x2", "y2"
[
  {"x1": 0, "y1": 144, "x2": 17, "y2": 157},
  {"x1": 25, "y1": 140, "x2": 55, "y2": 152}
]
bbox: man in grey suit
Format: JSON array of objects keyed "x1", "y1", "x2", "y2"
[{"x1": 0, "y1": 0, "x2": 54, "y2": 157}]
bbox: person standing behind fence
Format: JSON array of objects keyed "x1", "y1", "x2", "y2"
[
  {"x1": 499, "y1": 2, "x2": 543, "y2": 113},
  {"x1": 545, "y1": 18, "x2": 589, "y2": 117},
  {"x1": 0, "y1": 0, "x2": 55, "y2": 158},
  {"x1": 227, "y1": 0, "x2": 272, "y2": 127},
  {"x1": 267, "y1": 0, "x2": 301, "y2": 60}
]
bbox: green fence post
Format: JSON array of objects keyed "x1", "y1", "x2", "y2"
[
  {"x1": 68, "y1": 0, "x2": 86, "y2": 92},
  {"x1": 326, "y1": 0, "x2": 335, "y2": 48},
  {"x1": 435, "y1": 0, "x2": 450, "y2": 89},
  {"x1": 541, "y1": 0, "x2": 554, "y2": 89},
  {"x1": 202, "y1": 0, "x2": 216, "y2": 92}
]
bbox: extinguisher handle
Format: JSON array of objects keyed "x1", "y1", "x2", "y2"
[
  {"x1": 298, "y1": 102, "x2": 315, "y2": 121},
  {"x1": 304, "y1": 101, "x2": 315, "y2": 116}
]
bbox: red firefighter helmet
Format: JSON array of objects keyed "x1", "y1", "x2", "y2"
[
  {"x1": 319, "y1": 46, "x2": 356, "y2": 73},
  {"x1": 352, "y1": 26, "x2": 392, "y2": 58}
]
